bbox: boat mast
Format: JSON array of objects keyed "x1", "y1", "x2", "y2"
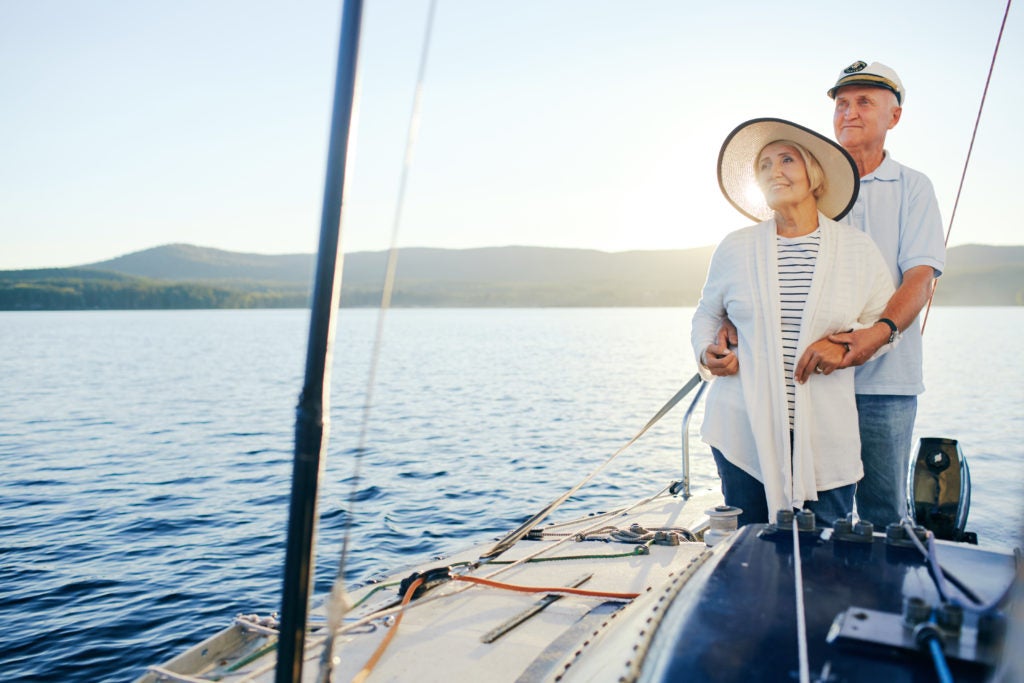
[{"x1": 276, "y1": 2, "x2": 365, "y2": 682}]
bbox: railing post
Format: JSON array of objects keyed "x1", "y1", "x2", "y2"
[{"x1": 679, "y1": 380, "x2": 708, "y2": 498}]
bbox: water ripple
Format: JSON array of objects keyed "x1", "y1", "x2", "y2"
[{"x1": 0, "y1": 307, "x2": 1019, "y2": 683}]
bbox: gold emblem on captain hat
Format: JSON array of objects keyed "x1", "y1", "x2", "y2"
[{"x1": 843, "y1": 60, "x2": 868, "y2": 74}]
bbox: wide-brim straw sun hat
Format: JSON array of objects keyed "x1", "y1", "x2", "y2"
[{"x1": 717, "y1": 117, "x2": 859, "y2": 223}]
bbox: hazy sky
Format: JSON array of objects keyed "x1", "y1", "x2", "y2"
[{"x1": 1, "y1": 0, "x2": 1020, "y2": 269}]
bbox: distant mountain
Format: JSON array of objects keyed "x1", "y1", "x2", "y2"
[
  {"x1": 943, "y1": 244, "x2": 1024, "y2": 270},
  {"x1": 932, "y1": 243, "x2": 1024, "y2": 306},
  {"x1": 84, "y1": 243, "x2": 314, "y2": 284},
  {"x1": 80, "y1": 242, "x2": 713, "y2": 287},
  {"x1": 1, "y1": 242, "x2": 1021, "y2": 309},
  {"x1": 73, "y1": 243, "x2": 716, "y2": 308}
]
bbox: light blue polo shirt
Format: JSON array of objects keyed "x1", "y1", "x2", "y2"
[{"x1": 838, "y1": 153, "x2": 946, "y2": 395}]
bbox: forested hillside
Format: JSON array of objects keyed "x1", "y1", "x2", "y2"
[{"x1": 1, "y1": 243, "x2": 1020, "y2": 310}]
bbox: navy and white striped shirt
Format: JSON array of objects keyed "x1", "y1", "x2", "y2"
[{"x1": 777, "y1": 229, "x2": 821, "y2": 428}]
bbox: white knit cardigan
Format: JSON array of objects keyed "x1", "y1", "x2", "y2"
[{"x1": 691, "y1": 214, "x2": 895, "y2": 514}]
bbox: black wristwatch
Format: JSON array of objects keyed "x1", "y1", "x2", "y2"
[{"x1": 877, "y1": 317, "x2": 898, "y2": 344}]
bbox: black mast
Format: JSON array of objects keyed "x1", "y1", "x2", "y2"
[{"x1": 276, "y1": 1, "x2": 365, "y2": 682}]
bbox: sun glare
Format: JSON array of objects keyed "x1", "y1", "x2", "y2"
[{"x1": 743, "y1": 183, "x2": 768, "y2": 219}]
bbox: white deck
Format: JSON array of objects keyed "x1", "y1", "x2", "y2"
[{"x1": 142, "y1": 486, "x2": 726, "y2": 682}]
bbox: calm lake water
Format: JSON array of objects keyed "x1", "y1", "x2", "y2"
[{"x1": 1, "y1": 307, "x2": 1021, "y2": 682}]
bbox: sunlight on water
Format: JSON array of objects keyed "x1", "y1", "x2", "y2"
[{"x1": 0, "y1": 307, "x2": 1020, "y2": 681}]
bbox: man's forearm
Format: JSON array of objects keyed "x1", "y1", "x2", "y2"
[
  {"x1": 827, "y1": 265, "x2": 937, "y2": 369},
  {"x1": 882, "y1": 265, "x2": 936, "y2": 331}
]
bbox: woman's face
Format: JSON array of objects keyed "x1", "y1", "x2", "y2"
[{"x1": 756, "y1": 142, "x2": 813, "y2": 210}]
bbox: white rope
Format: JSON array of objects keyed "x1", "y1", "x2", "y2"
[
  {"x1": 147, "y1": 667, "x2": 218, "y2": 683},
  {"x1": 791, "y1": 516, "x2": 810, "y2": 683},
  {"x1": 234, "y1": 614, "x2": 280, "y2": 636}
]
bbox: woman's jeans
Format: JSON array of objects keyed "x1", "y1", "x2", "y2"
[{"x1": 712, "y1": 447, "x2": 855, "y2": 527}]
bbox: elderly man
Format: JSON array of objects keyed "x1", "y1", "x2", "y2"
[
  {"x1": 802, "y1": 61, "x2": 946, "y2": 527},
  {"x1": 706, "y1": 61, "x2": 946, "y2": 528}
]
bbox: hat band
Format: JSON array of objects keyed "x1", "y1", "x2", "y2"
[{"x1": 832, "y1": 74, "x2": 902, "y2": 103}]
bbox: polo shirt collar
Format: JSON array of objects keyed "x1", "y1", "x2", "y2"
[{"x1": 863, "y1": 151, "x2": 900, "y2": 181}]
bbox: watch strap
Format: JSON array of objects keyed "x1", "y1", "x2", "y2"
[{"x1": 878, "y1": 317, "x2": 898, "y2": 344}]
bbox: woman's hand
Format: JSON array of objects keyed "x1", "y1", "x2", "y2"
[
  {"x1": 794, "y1": 338, "x2": 847, "y2": 383},
  {"x1": 703, "y1": 327, "x2": 739, "y2": 376}
]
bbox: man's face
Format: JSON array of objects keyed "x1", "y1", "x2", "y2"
[{"x1": 832, "y1": 85, "x2": 902, "y2": 151}]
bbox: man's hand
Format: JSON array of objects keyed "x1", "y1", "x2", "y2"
[
  {"x1": 703, "y1": 326, "x2": 738, "y2": 376},
  {"x1": 794, "y1": 338, "x2": 848, "y2": 384},
  {"x1": 828, "y1": 265, "x2": 933, "y2": 368},
  {"x1": 719, "y1": 318, "x2": 738, "y2": 347},
  {"x1": 827, "y1": 323, "x2": 890, "y2": 369}
]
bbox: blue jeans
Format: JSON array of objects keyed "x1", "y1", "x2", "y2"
[
  {"x1": 854, "y1": 394, "x2": 917, "y2": 528},
  {"x1": 712, "y1": 448, "x2": 769, "y2": 526},
  {"x1": 803, "y1": 485, "x2": 856, "y2": 527},
  {"x1": 712, "y1": 448, "x2": 855, "y2": 528}
]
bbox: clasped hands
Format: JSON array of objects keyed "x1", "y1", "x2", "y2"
[{"x1": 704, "y1": 321, "x2": 887, "y2": 382}]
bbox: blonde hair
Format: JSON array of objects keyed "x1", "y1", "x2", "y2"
[{"x1": 757, "y1": 140, "x2": 828, "y2": 201}]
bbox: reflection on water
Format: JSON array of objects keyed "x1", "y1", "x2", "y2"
[{"x1": 0, "y1": 307, "x2": 1020, "y2": 681}]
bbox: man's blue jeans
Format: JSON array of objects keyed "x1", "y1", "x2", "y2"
[
  {"x1": 712, "y1": 448, "x2": 855, "y2": 528},
  {"x1": 854, "y1": 394, "x2": 917, "y2": 528}
]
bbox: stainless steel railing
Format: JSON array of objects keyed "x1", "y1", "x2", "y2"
[{"x1": 679, "y1": 380, "x2": 708, "y2": 498}]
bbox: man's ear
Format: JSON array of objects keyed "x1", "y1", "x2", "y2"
[{"x1": 888, "y1": 105, "x2": 903, "y2": 130}]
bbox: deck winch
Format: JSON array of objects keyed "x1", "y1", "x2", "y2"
[{"x1": 703, "y1": 505, "x2": 742, "y2": 546}]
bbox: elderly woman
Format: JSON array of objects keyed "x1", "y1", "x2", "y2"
[{"x1": 691, "y1": 118, "x2": 895, "y2": 526}]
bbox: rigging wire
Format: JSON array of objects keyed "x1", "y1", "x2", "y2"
[
  {"x1": 337, "y1": 0, "x2": 438, "y2": 575},
  {"x1": 901, "y1": 519, "x2": 1019, "y2": 612},
  {"x1": 478, "y1": 373, "x2": 704, "y2": 563},
  {"x1": 301, "y1": 0, "x2": 702, "y2": 665},
  {"x1": 921, "y1": 0, "x2": 1013, "y2": 334},
  {"x1": 791, "y1": 518, "x2": 810, "y2": 683},
  {"x1": 316, "y1": 1, "x2": 440, "y2": 680}
]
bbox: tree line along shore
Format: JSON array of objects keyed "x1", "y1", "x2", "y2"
[{"x1": 2, "y1": 243, "x2": 1021, "y2": 310}]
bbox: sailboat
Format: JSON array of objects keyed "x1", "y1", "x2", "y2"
[
  {"x1": 139, "y1": 2, "x2": 1021, "y2": 682},
  {"x1": 138, "y1": 422, "x2": 1020, "y2": 682}
]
